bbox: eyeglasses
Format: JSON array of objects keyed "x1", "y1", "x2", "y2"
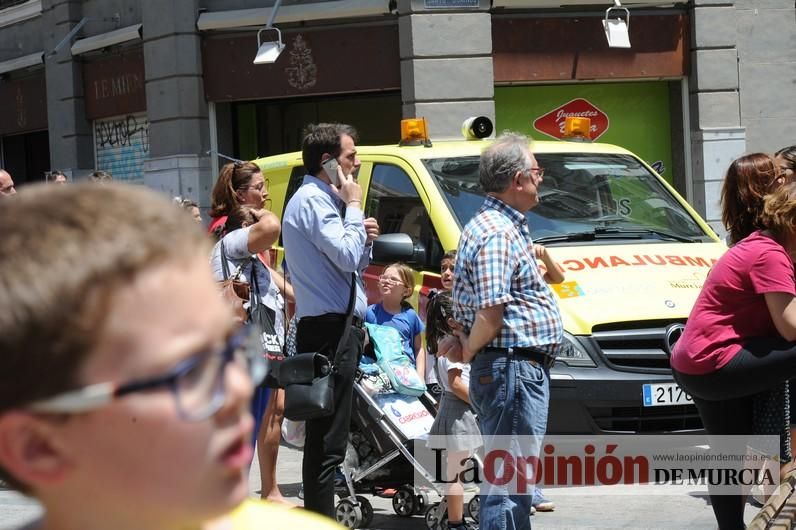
[
  {"x1": 27, "y1": 326, "x2": 265, "y2": 422},
  {"x1": 378, "y1": 275, "x2": 405, "y2": 287},
  {"x1": 528, "y1": 167, "x2": 545, "y2": 178}
]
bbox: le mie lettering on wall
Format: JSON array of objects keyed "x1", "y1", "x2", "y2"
[{"x1": 93, "y1": 73, "x2": 144, "y2": 102}]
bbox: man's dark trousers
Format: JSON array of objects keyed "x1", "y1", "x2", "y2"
[{"x1": 296, "y1": 316, "x2": 364, "y2": 518}]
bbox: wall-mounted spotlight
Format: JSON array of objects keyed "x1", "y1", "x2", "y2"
[
  {"x1": 603, "y1": 0, "x2": 631, "y2": 49},
  {"x1": 254, "y1": 26, "x2": 285, "y2": 64},
  {"x1": 253, "y1": 0, "x2": 285, "y2": 65}
]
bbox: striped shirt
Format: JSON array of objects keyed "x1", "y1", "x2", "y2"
[{"x1": 453, "y1": 195, "x2": 563, "y2": 356}]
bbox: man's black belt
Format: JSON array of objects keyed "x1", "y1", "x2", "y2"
[
  {"x1": 483, "y1": 346, "x2": 556, "y2": 369},
  {"x1": 301, "y1": 313, "x2": 365, "y2": 329}
]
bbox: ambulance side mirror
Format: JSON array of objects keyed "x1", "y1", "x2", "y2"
[{"x1": 372, "y1": 233, "x2": 426, "y2": 265}]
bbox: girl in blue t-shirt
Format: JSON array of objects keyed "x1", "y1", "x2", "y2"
[{"x1": 366, "y1": 262, "x2": 426, "y2": 379}]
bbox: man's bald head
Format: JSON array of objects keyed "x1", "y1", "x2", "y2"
[{"x1": 0, "y1": 170, "x2": 15, "y2": 197}]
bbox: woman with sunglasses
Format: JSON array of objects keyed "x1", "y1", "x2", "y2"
[
  {"x1": 209, "y1": 161, "x2": 270, "y2": 236},
  {"x1": 0, "y1": 183, "x2": 341, "y2": 530},
  {"x1": 210, "y1": 161, "x2": 295, "y2": 505},
  {"x1": 210, "y1": 203, "x2": 297, "y2": 506}
]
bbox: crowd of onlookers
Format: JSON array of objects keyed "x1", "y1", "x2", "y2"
[
  {"x1": 0, "y1": 138, "x2": 794, "y2": 530},
  {"x1": 0, "y1": 167, "x2": 114, "y2": 197}
]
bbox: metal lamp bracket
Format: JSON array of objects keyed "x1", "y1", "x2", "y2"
[
  {"x1": 256, "y1": 26, "x2": 284, "y2": 50},
  {"x1": 605, "y1": 6, "x2": 630, "y2": 31}
]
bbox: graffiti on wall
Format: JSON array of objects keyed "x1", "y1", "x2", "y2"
[{"x1": 94, "y1": 113, "x2": 149, "y2": 183}]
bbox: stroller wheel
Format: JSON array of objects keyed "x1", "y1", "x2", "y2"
[
  {"x1": 415, "y1": 490, "x2": 429, "y2": 515},
  {"x1": 356, "y1": 496, "x2": 374, "y2": 528},
  {"x1": 335, "y1": 499, "x2": 363, "y2": 529},
  {"x1": 466, "y1": 495, "x2": 480, "y2": 523},
  {"x1": 425, "y1": 502, "x2": 448, "y2": 530},
  {"x1": 392, "y1": 485, "x2": 417, "y2": 517}
]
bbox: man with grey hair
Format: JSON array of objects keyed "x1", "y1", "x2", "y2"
[
  {"x1": 0, "y1": 169, "x2": 16, "y2": 196},
  {"x1": 441, "y1": 132, "x2": 563, "y2": 530}
]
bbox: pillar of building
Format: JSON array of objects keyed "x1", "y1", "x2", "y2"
[
  {"x1": 397, "y1": 0, "x2": 495, "y2": 140},
  {"x1": 42, "y1": 0, "x2": 94, "y2": 178},
  {"x1": 688, "y1": 0, "x2": 746, "y2": 237},
  {"x1": 140, "y1": 0, "x2": 211, "y2": 206},
  {"x1": 735, "y1": 0, "x2": 796, "y2": 152}
]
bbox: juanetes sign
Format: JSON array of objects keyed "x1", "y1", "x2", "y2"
[{"x1": 533, "y1": 98, "x2": 610, "y2": 141}]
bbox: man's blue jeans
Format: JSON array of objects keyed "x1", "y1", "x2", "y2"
[{"x1": 470, "y1": 350, "x2": 550, "y2": 530}]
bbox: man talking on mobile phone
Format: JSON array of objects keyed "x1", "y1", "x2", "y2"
[{"x1": 281, "y1": 123, "x2": 379, "y2": 518}]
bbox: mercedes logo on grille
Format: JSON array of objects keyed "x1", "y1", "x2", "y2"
[{"x1": 664, "y1": 323, "x2": 685, "y2": 356}]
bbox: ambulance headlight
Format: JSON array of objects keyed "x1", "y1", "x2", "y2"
[{"x1": 557, "y1": 332, "x2": 596, "y2": 367}]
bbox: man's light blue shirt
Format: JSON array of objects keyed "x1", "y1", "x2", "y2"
[{"x1": 282, "y1": 174, "x2": 371, "y2": 319}]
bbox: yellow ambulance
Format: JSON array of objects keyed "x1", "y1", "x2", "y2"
[{"x1": 254, "y1": 117, "x2": 725, "y2": 435}]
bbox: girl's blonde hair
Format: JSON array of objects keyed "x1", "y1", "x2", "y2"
[
  {"x1": 761, "y1": 182, "x2": 796, "y2": 243},
  {"x1": 385, "y1": 262, "x2": 415, "y2": 307}
]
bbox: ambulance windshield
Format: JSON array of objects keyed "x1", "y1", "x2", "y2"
[{"x1": 423, "y1": 153, "x2": 710, "y2": 243}]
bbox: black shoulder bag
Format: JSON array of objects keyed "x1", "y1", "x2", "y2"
[
  {"x1": 248, "y1": 258, "x2": 286, "y2": 388},
  {"x1": 279, "y1": 273, "x2": 356, "y2": 421}
]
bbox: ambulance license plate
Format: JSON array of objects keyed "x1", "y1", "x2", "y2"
[{"x1": 642, "y1": 382, "x2": 693, "y2": 407}]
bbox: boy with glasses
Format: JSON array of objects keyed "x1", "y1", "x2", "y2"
[{"x1": 0, "y1": 183, "x2": 341, "y2": 530}]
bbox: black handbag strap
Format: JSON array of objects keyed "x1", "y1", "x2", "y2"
[
  {"x1": 334, "y1": 273, "x2": 357, "y2": 356},
  {"x1": 281, "y1": 269, "x2": 289, "y2": 348},
  {"x1": 249, "y1": 256, "x2": 261, "y2": 298},
  {"x1": 249, "y1": 257, "x2": 276, "y2": 327}
]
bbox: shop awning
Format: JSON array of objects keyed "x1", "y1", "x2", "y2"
[
  {"x1": 70, "y1": 24, "x2": 143, "y2": 56},
  {"x1": 0, "y1": 51, "x2": 43, "y2": 75},
  {"x1": 196, "y1": 0, "x2": 392, "y2": 31}
]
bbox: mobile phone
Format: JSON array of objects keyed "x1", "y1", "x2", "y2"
[{"x1": 322, "y1": 158, "x2": 341, "y2": 187}]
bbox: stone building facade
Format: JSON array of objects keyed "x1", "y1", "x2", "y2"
[{"x1": 0, "y1": 0, "x2": 793, "y2": 232}]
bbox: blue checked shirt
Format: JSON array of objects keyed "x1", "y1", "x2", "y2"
[{"x1": 453, "y1": 195, "x2": 563, "y2": 356}]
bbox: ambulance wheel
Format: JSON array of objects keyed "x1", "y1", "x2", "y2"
[
  {"x1": 356, "y1": 496, "x2": 374, "y2": 528},
  {"x1": 335, "y1": 499, "x2": 363, "y2": 529},
  {"x1": 392, "y1": 485, "x2": 417, "y2": 517},
  {"x1": 415, "y1": 490, "x2": 429, "y2": 514},
  {"x1": 466, "y1": 496, "x2": 480, "y2": 523},
  {"x1": 425, "y1": 502, "x2": 448, "y2": 530}
]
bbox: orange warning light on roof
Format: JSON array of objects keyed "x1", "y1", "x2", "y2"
[
  {"x1": 563, "y1": 116, "x2": 592, "y2": 142},
  {"x1": 400, "y1": 118, "x2": 431, "y2": 146}
]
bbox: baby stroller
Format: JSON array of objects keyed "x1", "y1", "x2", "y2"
[{"x1": 332, "y1": 365, "x2": 481, "y2": 529}]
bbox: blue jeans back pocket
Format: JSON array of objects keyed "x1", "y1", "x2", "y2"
[{"x1": 470, "y1": 356, "x2": 507, "y2": 420}]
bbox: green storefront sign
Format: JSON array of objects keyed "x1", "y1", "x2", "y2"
[{"x1": 495, "y1": 82, "x2": 674, "y2": 182}]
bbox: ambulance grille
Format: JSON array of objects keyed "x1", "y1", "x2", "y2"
[
  {"x1": 591, "y1": 320, "x2": 686, "y2": 371},
  {"x1": 588, "y1": 404, "x2": 702, "y2": 433}
]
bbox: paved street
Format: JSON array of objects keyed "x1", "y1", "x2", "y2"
[{"x1": 0, "y1": 443, "x2": 766, "y2": 529}]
